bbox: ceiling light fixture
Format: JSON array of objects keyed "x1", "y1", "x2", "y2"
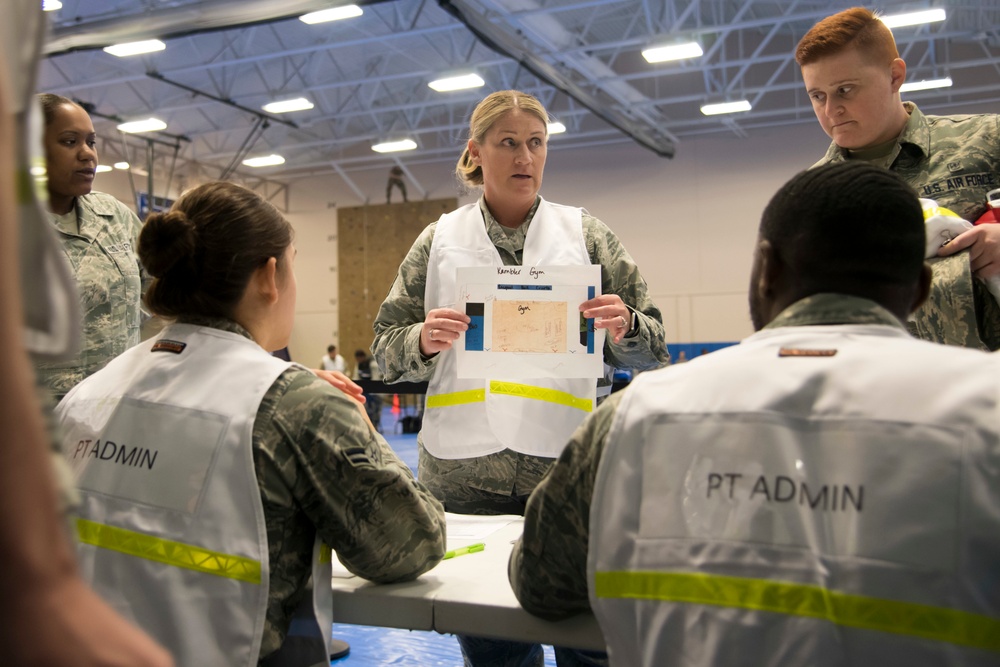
[
  {"x1": 880, "y1": 9, "x2": 946, "y2": 29},
  {"x1": 900, "y1": 77, "x2": 953, "y2": 93},
  {"x1": 114, "y1": 162, "x2": 130, "y2": 170},
  {"x1": 700, "y1": 100, "x2": 752, "y2": 116},
  {"x1": 642, "y1": 41, "x2": 704, "y2": 64},
  {"x1": 103, "y1": 39, "x2": 166, "y2": 58},
  {"x1": 428, "y1": 73, "x2": 485, "y2": 92},
  {"x1": 117, "y1": 118, "x2": 167, "y2": 133},
  {"x1": 96, "y1": 165, "x2": 113, "y2": 173},
  {"x1": 262, "y1": 98, "x2": 315, "y2": 114},
  {"x1": 242, "y1": 155, "x2": 286, "y2": 168},
  {"x1": 372, "y1": 139, "x2": 417, "y2": 153},
  {"x1": 547, "y1": 121, "x2": 566, "y2": 135},
  {"x1": 300, "y1": 4, "x2": 363, "y2": 24},
  {"x1": 42, "y1": 0, "x2": 62, "y2": 11}
]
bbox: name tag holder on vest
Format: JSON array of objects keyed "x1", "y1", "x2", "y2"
[
  {"x1": 64, "y1": 397, "x2": 228, "y2": 515},
  {"x1": 637, "y1": 414, "x2": 961, "y2": 570}
]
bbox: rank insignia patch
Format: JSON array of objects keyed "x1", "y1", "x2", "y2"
[
  {"x1": 778, "y1": 348, "x2": 837, "y2": 357},
  {"x1": 151, "y1": 339, "x2": 187, "y2": 354}
]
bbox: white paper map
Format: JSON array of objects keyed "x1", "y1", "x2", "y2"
[{"x1": 455, "y1": 265, "x2": 604, "y2": 379}]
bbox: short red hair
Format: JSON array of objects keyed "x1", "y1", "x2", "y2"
[{"x1": 795, "y1": 7, "x2": 899, "y2": 67}]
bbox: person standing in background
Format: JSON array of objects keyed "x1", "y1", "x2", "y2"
[
  {"x1": 353, "y1": 349, "x2": 383, "y2": 432},
  {"x1": 353, "y1": 348, "x2": 377, "y2": 380},
  {"x1": 795, "y1": 7, "x2": 1000, "y2": 349},
  {"x1": 34, "y1": 93, "x2": 148, "y2": 400},
  {"x1": 320, "y1": 343, "x2": 346, "y2": 372},
  {"x1": 387, "y1": 165, "x2": 408, "y2": 203},
  {"x1": 373, "y1": 89, "x2": 668, "y2": 666}
]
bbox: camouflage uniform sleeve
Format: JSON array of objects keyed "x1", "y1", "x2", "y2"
[
  {"x1": 371, "y1": 223, "x2": 440, "y2": 383},
  {"x1": 257, "y1": 368, "x2": 446, "y2": 583},
  {"x1": 117, "y1": 199, "x2": 152, "y2": 321},
  {"x1": 508, "y1": 391, "x2": 624, "y2": 619},
  {"x1": 584, "y1": 214, "x2": 670, "y2": 371}
]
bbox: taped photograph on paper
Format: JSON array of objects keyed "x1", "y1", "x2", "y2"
[{"x1": 455, "y1": 265, "x2": 604, "y2": 379}]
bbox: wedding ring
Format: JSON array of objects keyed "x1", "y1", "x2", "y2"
[
  {"x1": 618, "y1": 315, "x2": 628, "y2": 329},
  {"x1": 429, "y1": 328, "x2": 437, "y2": 341}
]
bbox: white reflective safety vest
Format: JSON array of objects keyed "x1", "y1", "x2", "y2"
[
  {"x1": 588, "y1": 324, "x2": 1000, "y2": 666},
  {"x1": 423, "y1": 198, "x2": 596, "y2": 459},
  {"x1": 57, "y1": 324, "x2": 332, "y2": 667}
]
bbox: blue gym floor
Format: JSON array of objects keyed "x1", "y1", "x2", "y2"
[{"x1": 328, "y1": 404, "x2": 559, "y2": 666}]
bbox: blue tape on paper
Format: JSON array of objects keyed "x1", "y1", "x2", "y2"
[
  {"x1": 466, "y1": 302, "x2": 484, "y2": 351},
  {"x1": 586, "y1": 285, "x2": 595, "y2": 353}
]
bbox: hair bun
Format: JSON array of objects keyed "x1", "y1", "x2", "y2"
[{"x1": 138, "y1": 209, "x2": 199, "y2": 280}]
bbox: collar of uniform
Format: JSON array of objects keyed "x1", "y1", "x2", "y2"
[
  {"x1": 81, "y1": 192, "x2": 119, "y2": 218},
  {"x1": 820, "y1": 138, "x2": 846, "y2": 163},
  {"x1": 896, "y1": 101, "x2": 930, "y2": 159},
  {"x1": 764, "y1": 293, "x2": 906, "y2": 330},
  {"x1": 176, "y1": 315, "x2": 255, "y2": 341},
  {"x1": 67, "y1": 192, "x2": 119, "y2": 241},
  {"x1": 820, "y1": 101, "x2": 926, "y2": 164},
  {"x1": 478, "y1": 195, "x2": 541, "y2": 248}
]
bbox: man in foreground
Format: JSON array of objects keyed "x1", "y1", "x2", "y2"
[{"x1": 510, "y1": 162, "x2": 1000, "y2": 666}]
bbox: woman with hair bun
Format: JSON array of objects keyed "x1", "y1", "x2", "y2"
[{"x1": 55, "y1": 181, "x2": 446, "y2": 667}]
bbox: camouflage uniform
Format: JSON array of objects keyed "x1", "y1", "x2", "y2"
[
  {"x1": 813, "y1": 102, "x2": 1000, "y2": 350},
  {"x1": 508, "y1": 293, "x2": 909, "y2": 620},
  {"x1": 372, "y1": 195, "x2": 669, "y2": 513},
  {"x1": 34, "y1": 192, "x2": 149, "y2": 400},
  {"x1": 183, "y1": 316, "x2": 447, "y2": 662}
]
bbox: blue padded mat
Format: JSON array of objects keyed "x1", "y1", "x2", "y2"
[{"x1": 329, "y1": 623, "x2": 558, "y2": 666}]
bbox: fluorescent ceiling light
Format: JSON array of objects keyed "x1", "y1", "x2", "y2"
[
  {"x1": 42, "y1": 0, "x2": 62, "y2": 11},
  {"x1": 117, "y1": 118, "x2": 167, "y2": 133},
  {"x1": 114, "y1": 162, "x2": 130, "y2": 170},
  {"x1": 300, "y1": 4, "x2": 363, "y2": 24},
  {"x1": 642, "y1": 41, "x2": 703, "y2": 64},
  {"x1": 428, "y1": 73, "x2": 485, "y2": 92},
  {"x1": 372, "y1": 139, "x2": 417, "y2": 153},
  {"x1": 262, "y1": 98, "x2": 314, "y2": 114},
  {"x1": 700, "y1": 100, "x2": 752, "y2": 116},
  {"x1": 547, "y1": 121, "x2": 566, "y2": 135},
  {"x1": 96, "y1": 165, "x2": 113, "y2": 173},
  {"x1": 103, "y1": 39, "x2": 166, "y2": 57},
  {"x1": 880, "y1": 9, "x2": 946, "y2": 28},
  {"x1": 900, "y1": 77, "x2": 953, "y2": 93},
  {"x1": 242, "y1": 155, "x2": 286, "y2": 168}
]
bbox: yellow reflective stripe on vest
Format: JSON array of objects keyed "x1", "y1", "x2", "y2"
[
  {"x1": 426, "y1": 388, "x2": 486, "y2": 408},
  {"x1": 76, "y1": 518, "x2": 261, "y2": 585},
  {"x1": 427, "y1": 383, "x2": 592, "y2": 413},
  {"x1": 593, "y1": 571, "x2": 1000, "y2": 652},
  {"x1": 489, "y1": 381, "x2": 592, "y2": 413}
]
